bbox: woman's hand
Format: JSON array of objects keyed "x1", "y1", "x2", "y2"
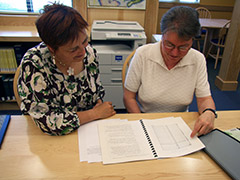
[
  {"x1": 93, "y1": 101, "x2": 116, "y2": 119},
  {"x1": 191, "y1": 111, "x2": 215, "y2": 138}
]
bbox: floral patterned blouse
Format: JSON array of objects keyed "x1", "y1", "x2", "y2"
[{"x1": 17, "y1": 42, "x2": 105, "y2": 135}]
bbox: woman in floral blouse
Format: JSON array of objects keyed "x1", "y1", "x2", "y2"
[{"x1": 17, "y1": 3, "x2": 116, "y2": 135}]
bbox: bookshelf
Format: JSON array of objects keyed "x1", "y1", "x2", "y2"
[{"x1": 0, "y1": 25, "x2": 41, "y2": 111}]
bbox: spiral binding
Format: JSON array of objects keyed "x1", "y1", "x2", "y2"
[{"x1": 140, "y1": 120, "x2": 158, "y2": 158}]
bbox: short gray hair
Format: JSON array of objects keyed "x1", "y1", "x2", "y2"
[{"x1": 160, "y1": 6, "x2": 200, "y2": 40}]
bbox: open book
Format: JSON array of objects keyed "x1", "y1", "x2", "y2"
[{"x1": 98, "y1": 117, "x2": 205, "y2": 164}]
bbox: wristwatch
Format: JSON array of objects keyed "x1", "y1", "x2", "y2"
[{"x1": 202, "y1": 108, "x2": 218, "y2": 118}]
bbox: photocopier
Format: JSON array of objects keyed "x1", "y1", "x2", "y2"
[{"x1": 91, "y1": 20, "x2": 146, "y2": 109}]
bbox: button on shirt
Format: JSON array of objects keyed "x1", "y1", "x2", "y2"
[{"x1": 125, "y1": 41, "x2": 211, "y2": 113}]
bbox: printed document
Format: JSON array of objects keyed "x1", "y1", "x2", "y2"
[{"x1": 98, "y1": 117, "x2": 205, "y2": 164}]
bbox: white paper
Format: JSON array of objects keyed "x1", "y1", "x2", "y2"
[
  {"x1": 78, "y1": 124, "x2": 88, "y2": 162},
  {"x1": 143, "y1": 117, "x2": 205, "y2": 158},
  {"x1": 78, "y1": 119, "x2": 126, "y2": 163},
  {"x1": 98, "y1": 121, "x2": 154, "y2": 164}
]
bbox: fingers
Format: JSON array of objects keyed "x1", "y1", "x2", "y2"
[
  {"x1": 103, "y1": 101, "x2": 113, "y2": 106},
  {"x1": 191, "y1": 115, "x2": 214, "y2": 138},
  {"x1": 191, "y1": 125, "x2": 209, "y2": 138},
  {"x1": 102, "y1": 101, "x2": 115, "y2": 110},
  {"x1": 191, "y1": 127, "x2": 199, "y2": 138},
  {"x1": 94, "y1": 101, "x2": 116, "y2": 118}
]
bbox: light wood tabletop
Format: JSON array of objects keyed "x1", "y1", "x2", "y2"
[
  {"x1": 0, "y1": 111, "x2": 239, "y2": 180},
  {"x1": 199, "y1": 18, "x2": 230, "y2": 29},
  {"x1": 199, "y1": 18, "x2": 230, "y2": 55}
]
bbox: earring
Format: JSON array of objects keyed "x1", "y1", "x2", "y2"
[{"x1": 52, "y1": 55, "x2": 56, "y2": 65}]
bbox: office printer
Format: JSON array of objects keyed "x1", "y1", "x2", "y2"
[{"x1": 91, "y1": 20, "x2": 146, "y2": 109}]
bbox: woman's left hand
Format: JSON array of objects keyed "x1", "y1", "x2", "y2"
[{"x1": 190, "y1": 111, "x2": 215, "y2": 138}]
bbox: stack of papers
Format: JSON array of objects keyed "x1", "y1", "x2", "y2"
[{"x1": 78, "y1": 119, "x2": 127, "y2": 163}]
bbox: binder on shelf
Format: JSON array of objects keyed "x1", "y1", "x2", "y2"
[
  {"x1": 1, "y1": 75, "x2": 15, "y2": 100},
  {"x1": 13, "y1": 44, "x2": 25, "y2": 65},
  {"x1": 0, "y1": 75, "x2": 6, "y2": 101},
  {"x1": 8, "y1": 77, "x2": 15, "y2": 100},
  {"x1": 200, "y1": 129, "x2": 240, "y2": 180},
  {"x1": 2, "y1": 76, "x2": 11, "y2": 100}
]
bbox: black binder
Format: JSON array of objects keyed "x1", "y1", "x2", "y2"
[{"x1": 199, "y1": 129, "x2": 240, "y2": 180}]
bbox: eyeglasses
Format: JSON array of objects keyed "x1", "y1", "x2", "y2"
[{"x1": 162, "y1": 39, "x2": 191, "y2": 52}]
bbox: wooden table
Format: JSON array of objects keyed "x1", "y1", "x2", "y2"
[
  {"x1": 199, "y1": 18, "x2": 230, "y2": 55},
  {"x1": 0, "y1": 111, "x2": 239, "y2": 179}
]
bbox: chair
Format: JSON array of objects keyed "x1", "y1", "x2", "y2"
[
  {"x1": 206, "y1": 20, "x2": 231, "y2": 69},
  {"x1": 195, "y1": 7, "x2": 212, "y2": 51},
  {"x1": 122, "y1": 50, "x2": 136, "y2": 88},
  {"x1": 196, "y1": 7, "x2": 212, "y2": 19},
  {"x1": 13, "y1": 66, "x2": 21, "y2": 107}
]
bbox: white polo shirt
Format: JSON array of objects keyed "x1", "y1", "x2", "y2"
[{"x1": 125, "y1": 41, "x2": 211, "y2": 113}]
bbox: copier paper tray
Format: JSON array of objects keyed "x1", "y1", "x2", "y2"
[{"x1": 199, "y1": 129, "x2": 240, "y2": 180}]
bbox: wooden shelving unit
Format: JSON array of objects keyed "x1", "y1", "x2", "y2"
[{"x1": 0, "y1": 25, "x2": 41, "y2": 111}]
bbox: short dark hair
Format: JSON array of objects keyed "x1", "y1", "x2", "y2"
[
  {"x1": 36, "y1": 3, "x2": 88, "y2": 50},
  {"x1": 160, "y1": 6, "x2": 200, "y2": 40}
]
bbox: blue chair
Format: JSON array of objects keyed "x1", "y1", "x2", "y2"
[{"x1": 206, "y1": 20, "x2": 231, "y2": 69}]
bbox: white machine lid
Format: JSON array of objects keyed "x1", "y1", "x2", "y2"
[{"x1": 92, "y1": 20, "x2": 144, "y2": 31}]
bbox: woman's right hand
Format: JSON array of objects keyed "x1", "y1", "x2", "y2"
[{"x1": 93, "y1": 101, "x2": 116, "y2": 119}]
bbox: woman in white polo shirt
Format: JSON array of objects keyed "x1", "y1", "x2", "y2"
[{"x1": 123, "y1": 6, "x2": 216, "y2": 138}]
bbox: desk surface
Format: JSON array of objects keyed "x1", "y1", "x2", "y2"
[{"x1": 0, "y1": 111, "x2": 239, "y2": 179}]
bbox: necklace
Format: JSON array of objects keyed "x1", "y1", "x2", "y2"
[
  {"x1": 53, "y1": 55, "x2": 74, "y2": 76},
  {"x1": 59, "y1": 60, "x2": 66, "y2": 67}
]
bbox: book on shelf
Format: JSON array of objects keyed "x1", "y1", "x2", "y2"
[{"x1": 98, "y1": 117, "x2": 205, "y2": 164}]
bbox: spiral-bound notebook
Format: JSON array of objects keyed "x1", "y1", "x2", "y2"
[{"x1": 98, "y1": 117, "x2": 205, "y2": 164}]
